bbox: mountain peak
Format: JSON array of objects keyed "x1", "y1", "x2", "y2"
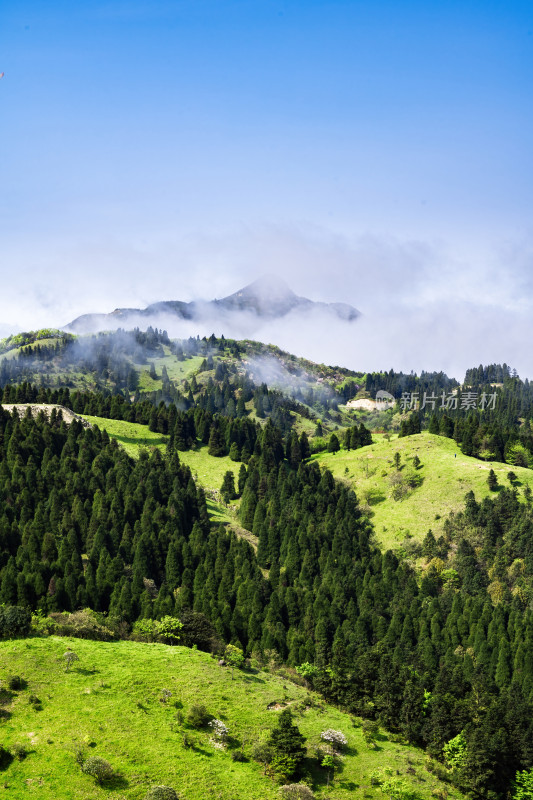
[
  {"x1": 218, "y1": 275, "x2": 299, "y2": 317},
  {"x1": 64, "y1": 276, "x2": 359, "y2": 333},
  {"x1": 237, "y1": 275, "x2": 296, "y2": 301}
]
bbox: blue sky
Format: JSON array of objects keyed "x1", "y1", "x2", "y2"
[{"x1": 1, "y1": 1, "x2": 532, "y2": 377}]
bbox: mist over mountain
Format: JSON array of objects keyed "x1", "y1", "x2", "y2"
[{"x1": 64, "y1": 276, "x2": 360, "y2": 336}]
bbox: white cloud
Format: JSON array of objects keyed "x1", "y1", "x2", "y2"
[{"x1": 1, "y1": 224, "x2": 532, "y2": 380}]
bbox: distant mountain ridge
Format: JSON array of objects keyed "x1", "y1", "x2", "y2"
[{"x1": 64, "y1": 276, "x2": 360, "y2": 334}]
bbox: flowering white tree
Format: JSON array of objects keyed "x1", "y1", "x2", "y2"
[
  {"x1": 63, "y1": 650, "x2": 79, "y2": 673},
  {"x1": 320, "y1": 729, "x2": 347, "y2": 752}
]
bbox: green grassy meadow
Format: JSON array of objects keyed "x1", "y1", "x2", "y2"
[
  {"x1": 176, "y1": 446, "x2": 240, "y2": 493},
  {"x1": 80, "y1": 416, "x2": 169, "y2": 458},
  {"x1": 0, "y1": 637, "x2": 464, "y2": 800},
  {"x1": 313, "y1": 432, "x2": 533, "y2": 551}
]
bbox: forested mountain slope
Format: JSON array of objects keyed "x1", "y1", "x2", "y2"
[{"x1": 1, "y1": 400, "x2": 533, "y2": 797}]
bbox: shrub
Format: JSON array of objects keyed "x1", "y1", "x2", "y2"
[
  {"x1": 73, "y1": 745, "x2": 87, "y2": 766},
  {"x1": 81, "y1": 755, "x2": 115, "y2": 784},
  {"x1": 269, "y1": 754, "x2": 301, "y2": 783},
  {"x1": 144, "y1": 787, "x2": 179, "y2": 800},
  {"x1": 186, "y1": 704, "x2": 212, "y2": 728},
  {"x1": 362, "y1": 720, "x2": 380, "y2": 748},
  {"x1": 52, "y1": 609, "x2": 115, "y2": 641},
  {"x1": 252, "y1": 741, "x2": 274, "y2": 768},
  {"x1": 28, "y1": 694, "x2": 42, "y2": 710},
  {"x1": 224, "y1": 644, "x2": 244, "y2": 677},
  {"x1": 156, "y1": 616, "x2": 183, "y2": 645},
  {"x1": 181, "y1": 732, "x2": 196, "y2": 749},
  {"x1": 31, "y1": 611, "x2": 58, "y2": 636},
  {"x1": 160, "y1": 689, "x2": 172, "y2": 703},
  {"x1": 0, "y1": 605, "x2": 32, "y2": 638},
  {"x1": 131, "y1": 618, "x2": 160, "y2": 642},
  {"x1": 12, "y1": 743, "x2": 28, "y2": 760},
  {"x1": 231, "y1": 750, "x2": 247, "y2": 762}
]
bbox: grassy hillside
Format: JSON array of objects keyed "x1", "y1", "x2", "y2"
[
  {"x1": 81, "y1": 416, "x2": 169, "y2": 458},
  {"x1": 313, "y1": 432, "x2": 533, "y2": 551},
  {"x1": 0, "y1": 636, "x2": 464, "y2": 800}
]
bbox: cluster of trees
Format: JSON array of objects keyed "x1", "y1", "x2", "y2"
[
  {"x1": 343, "y1": 423, "x2": 373, "y2": 450},
  {"x1": 0, "y1": 406, "x2": 212, "y2": 621},
  {"x1": 365, "y1": 369, "x2": 459, "y2": 399},
  {"x1": 0, "y1": 328, "x2": 73, "y2": 355},
  {"x1": 427, "y1": 410, "x2": 533, "y2": 467},
  {"x1": 434, "y1": 485, "x2": 533, "y2": 601}
]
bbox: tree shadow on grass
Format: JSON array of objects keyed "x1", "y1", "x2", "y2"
[
  {"x1": 0, "y1": 689, "x2": 15, "y2": 706},
  {"x1": 0, "y1": 749, "x2": 14, "y2": 770},
  {"x1": 338, "y1": 781, "x2": 359, "y2": 792},
  {"x1": 102, "y1": 775, "x2": 129, "y2": 791},
  {"x1": 190, "y1": 745, "x2": 213, "y2": 757},
  {"x1": 76, "y1": 668, "x2": 100, "y2": 676},
  {"x1": 367, "y1": 491, "x2": 386, "y2": 505},
  {"x1": 303, "y1": 755, "x2": 339, "y2": 790},
  {"x1": 226, "y1": 735, "x2": 242, "y2": 750}
]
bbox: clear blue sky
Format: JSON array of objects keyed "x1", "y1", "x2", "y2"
[{"x1": 1, "y1": 1, "x2": 532, "y2": 376}]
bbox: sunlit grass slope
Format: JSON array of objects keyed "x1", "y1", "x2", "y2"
[
  {"x1": 313, "y1": 432, "x2": 533, "y2": 551},
  {"x1": 81, "y1": 416, "x2": 169, "y2": 458},
  {"x1": 0, "y1": 637, "x2": 465, "y2": 800}
]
